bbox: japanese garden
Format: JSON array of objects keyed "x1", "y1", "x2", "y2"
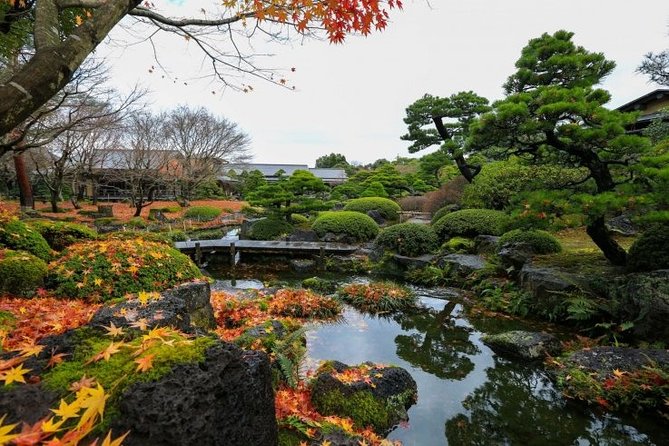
[{"x1": 0, "y1": 1, "x2": 668, "y2": 445}]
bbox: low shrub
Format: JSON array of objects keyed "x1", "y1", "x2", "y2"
[
  {"x1": 268, "y1": 288, "x2": 342, "y2": 319},
  {"x1": 290, "y1": 213, "x2": 309, "y2": 225},
  {"x1": 28, "y1": 220, "x2": 97, "y2": 251},
  {"x1": 433, "y1": 209, "x2": 510, "y2": 240},
  {"x1": 431, "y1": 205, "x2": 457, "y2": 224},
  {"x1": 103, "y1": 231, "x2": 174, "y2": 245},
  {"x1": 422, "y1": 177, "x2": 468, "y2": 214},
  {"x1": 165, "y1": 230, "x2": 187, "y2": 242},
  {"x1": 0, "y1": 218, "x2": 52, "y2": 260},
  {"x1": 0, "y1": 249, "x2": 48, "y2": 297},
  {"x1": 184, "y1": 205, "x2": 222, "y2": 221},
  {"x1": 343, "y1": 197, "x2": 402, "y2": 221},
  {"x1": 94, "y1": 217, "x2": 121, "y2": 227},
  {"x1": 397, "y1": 196, "x2": 427, "y2": 212},
  {"x1": 375, "y1": 223, "x2": 438, "y2": 257},
  {"x1": 156, "y1": 205, "x2": 182, "y2": 213},
  {"x1": 338, "y1": 282, "x2": 416, "y2": 313},
  {"x1": 627, "y1": 224, "x2": 669, "y2": 272},
  {"x1": 249, "y1": 218, "x2": 294, "y2": 241},
  {"x1": 302, "y1": 277, "x2": 338, "y2": 294},
  {"x1": 47, "y1": 238, "x2": 202, "y2": 301},
  {"x1": 125, "y1": 216, "x2": 147, "y2": 228},
  {"x1": 442, "y1": 236, "x2": 475, "y2": 254},
  {"x1": 312, "y1": 211, "x2": 379, "y2": 242},
  {"x1": 497, "y1": 229, "x2": 562, "y2": 254}
]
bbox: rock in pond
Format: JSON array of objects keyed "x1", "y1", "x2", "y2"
[
  {"x1": 91, "y1": 280, "x2": 216, "y2": 334},
  {"x1": 561, "y1": 346, "x2": 669, "y2": 376},
  {"x1": 518, "y1": 264, "x2": 579, "y2": 301},
  {"x1": 290, "y1": 258, "x2": 317, "y2": 273},
  {"x1": 438, "y1": 254, "x2": 486, "y2": 277},
  {"x1": 310, "y1": 361, "x2": 417, "y2": 434},
  {"x1": 481, "y1": 330, "x2": 562, "y2": 360}
]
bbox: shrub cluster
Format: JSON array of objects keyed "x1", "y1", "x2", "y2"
[
  {"x1": 47, "y1": 238, "x2": 202, "y2": 301},
  {"x1": 343, "y1": 197, "x2": 402, "y2": 221},
  {"x1": 431, "y1": 205, "x2": 458, "y2": 224},
  {"x1": 268, "y1": 288, "x2": 342, "y2": 319},
  {"x1": 0, "y1": 218, "x2": 52, "y2": 260},
  {"x1": 433, "y1": 209, "x2": 510, "y2": 240},
  {"x1": 28, "y1": 220, "x2": 97, "y2": 251},
  {"x1": 627, "y1": 224, "x2": 669, "y2": 272},
  {"x1": 0, "y1": 249, "x2": 48, "y2": 297},
  {"x1": 248, "y1": 218, "x2": 294, "y2": 240},
  {"x1": 302, "y1": 277, "x2": 338, "y2": 294},
  {"x1": 497, "y1": 229, "x2": 562, "y2": 254},
  {"x1": 184, "y1": 205, "x2": 222, "y2": 221},
  {"x1": 312, "y1": 211, "x2": 379, "y2": 242},
  {"x1": 375, "y1": 223, "x2": 438, "y2": 257},
  {"x1": 338, "y1": 282, "x2": 416, "y2": 313}
]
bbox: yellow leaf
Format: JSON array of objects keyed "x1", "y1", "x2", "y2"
[
  {"x1": 104, "y1": 322, "x2": 125, "y2": 338},
  {"x1": 137, "y1": 291, "x2": 150, "y2": 305},
  {"x1": 0, "y1": 415, "x2": 19, "y2": 444},
  {"x1": 1, "y1": 364, "x2": 30, "y2": 385},
  {"x1": 127, "y1": 265, "x2": 139, "y2": 274},
  {"x1": 51, "y1": 399, "x2": 81, "y2": 421},
  {"x1": 134, "y1": 354, "x2": 155, "y2": 373},
  {"x1": 94, "y1": 278, "x2": 103, "y2": 287},
  {"x1": 101, "y1": 430, "x2": 130, "y2": 446},
  {"x1": 612, "y1": 369, "x2": 626, "y2": 379},
  {"x1": 76, "y1": 384, "x2": 108, "y2": 429},
  {"x1": 41, "y1": 416, "x2": 66, "y2": 433},
  {"x1": 75, "y1": 15, "x2": 83, "y2": 26},
  {"x1": 19, "y1": 344, "x2": 44, "y2": 357}
]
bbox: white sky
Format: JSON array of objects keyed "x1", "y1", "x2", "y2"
[{"x1": 99, "y1": 0, "x2": 669, "y2": 166}]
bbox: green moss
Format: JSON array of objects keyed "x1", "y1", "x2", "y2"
[
  {"x1": 184, "y1": 205, "x2": 222, "y2": 221},
  {"x1": 498, "y1": 229, "x2": 562, "y2": 254},
  {"x1": 442, "y1": 236, "x2": 475, "y2": 254},
  {"x1": 302, "y1": 277, "x2": 337, "y2": 294},
  {"x1": 0, "y1": 249, "x2": 48, "y2": 297},
  {"x1": 27, "y1": 220, "x2": 97, "y2": 251},
  {"x1": 278, "y1": 428, "x2": 308, "y2": 446},
  {"x1": 311, "y1": 389, "x2": 390, "y2": 431},
  {"x1": 0, "y1": 219, "x2": 52, "y2": 260}
]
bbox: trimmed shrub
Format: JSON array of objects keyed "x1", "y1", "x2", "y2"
[
  {"x1": 338, "y1": 282, "x2": 416, "y2": 313},
  {"x1": 431, "y1": 206, "x2": 455, "y2": 224},
  {"x1": 28, "y1": 220, "x2": 97, "y2": 251},
  {"x1": 498, "y1": 229, "x2": 562, "y2": 254},
  {"x1": 433, "y1": 209, "x2": 510, "y2": 240},
  {"x1": 627, "y1": 224, "x2": 669, "y2": 272},
  {"x1": 290, "y1": 213, "x2": 309, "y2": 225},
  {"x1": 184, "y1": 205, "x2": 222, "y2": 221},
  {"x1": 0, "y1": 218, "x2": 52, "y2": 260},
  {"x1": 312, "y1": 211, "x2": 379, "y2": 242},
  {"x1": 47, "y1": 239, "x2": 202, "y2": 301},
  {"x1": 375, "y1": 223, "x2": 438, "y2": 257},
  {"x1": 442, "y1": 237, "x2": 475, "y2": 254},
  {"x1": 0, "y1": 249, "x2": 48, "y2": 297},
  {"x1": 249, "y1": 218, "x2": 294, "y2": 240},
  {"x1": 343, "y1": 197, "x2": 401, "y2": 221}
]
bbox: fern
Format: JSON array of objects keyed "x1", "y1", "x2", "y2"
[{"x1": 566, "y1": 295, "x2": 598, "y2": 321}]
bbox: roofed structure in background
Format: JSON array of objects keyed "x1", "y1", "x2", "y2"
[
  {"x1": 221, "y1": 163, "x2": 347, "y2": 185},
  {"x1": 616, "y1": 89, "x2": 669, "y2": 133}
]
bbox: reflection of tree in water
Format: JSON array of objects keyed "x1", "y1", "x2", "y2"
[
  {"x1": 445, "y1": 359, "x2": 656, "y2": 446},
  {"x1": 393, "y1": 301, "x2": 479, "y2": 380}
]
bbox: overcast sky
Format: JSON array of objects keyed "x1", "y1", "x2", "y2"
[{"x1": 100, "y1": 0, "x2": 669, "y2": 166}]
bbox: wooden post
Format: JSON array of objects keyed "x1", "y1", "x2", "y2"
[
  {"x1": 319, "y1": 246, "x2": 325, "y2": 271},
  {"x1": 230, "y1": 242, "x2": 236, "y2": 266},
  {"x1": 195, "y1": 242, "x2": 202, "y2": 267}
]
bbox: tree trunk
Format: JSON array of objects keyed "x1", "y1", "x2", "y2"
[
  {"x1": 50, "y1": 189, "x2": 59, "y2": 213},
  {"x1": 586, "y1": 217, "x2": 627, "y2": 266},
  {"x1": 13, "y1": 152, "x2": 34, "y2": 210}
]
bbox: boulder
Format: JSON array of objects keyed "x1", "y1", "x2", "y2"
[
  {"x1": 114, "y1": 343, "x2": 278, "y2": 446},
  {"x1": 366, "y1": 209, "x2": 385, "y2": 225},
  {"x1": 474, "y1": 235, "x2": 500, "y2": 255},
  {"x1": 290, "y1": 258, "x2": 317, "y2": 273},
  {"x1": 518, "y1": 264, "x2": 578, "y2": 301},
  {"x1": 310, "y1": 361, "x2": 417, "y2": 434},
  {"x1": 606, "y1": 214, "x2": 637, "y2": 236},
  {"x1": 288, "y1": 229, "x2": 320, "y2": 242},
  {"x1": 0, "y1": 384, "x2": 58, "y2": 425},
  {"x1": 392, "y1": 253, "x2": 436, "y2": 269},
  {"x1": 561, "y1": 346, "x2": 669, "y2": 377},
  {"x1": 498, "y1": 242, "x2": 535, "y2": 272},
  {"x1": 605, "y1": 270, "x2": 669, "y2": 342},
  {"x1": 481, "y1": 330, "x2": 562, "y2": 360},
  {"x1": 91, "y1": 281, "x2": 216, "y2": 333},
  {"x1": 438, "y1": 254, "x2": 486, "y2": 277}
]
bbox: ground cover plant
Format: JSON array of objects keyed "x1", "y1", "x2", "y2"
[
  {"x1": 338, "y1": 282, "x2": 416, "y2": 313},
  {"x1": 27, "y1": 220, "x2": 98, "y2": 251},
  {"x1": 0, "y1": 249, "x2": 48, "y2": 297}
]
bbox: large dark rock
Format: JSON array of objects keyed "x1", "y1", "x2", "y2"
[
  {"x1": 115, "y1": 343, "x2": 278, "y2": 446},
  {"x1": 310, "y1": 361, "x2": 417, "y2": 434},
  {"x1": 91, "y1": 281, "x2": 216, "y2": 334},
  {"x1": 605, "y1": 270, "x2": 669, "y2": 342},
  {"x1": 438, "y1": 254, "x2": 486, "y2": 277},
  {"x1": 392, "y1": 253, "x2": 436, "y2": 269},
  {"x1": 498, "y1": 242, "x2": 535, "y2": 272},
  {"x1": 562, "y1": 346, "x2": 669, "y2": 377},
  {"x1": 474, "y1": 235, "x2": 500, "y2": 255},
  {"x1": 0, "y1": 384, "x2": 58, "y2": 425},
  {"x1": 366, "y1": 209, "x2": 385, "y2": 225},
  {"x1": 290, "y1": 258, "x2": 317, "y2": 273},
  {"x1": 518, "y1": 264, "x2": 578, "y2": 301},
  {"x1": 606, "y1": 214, "x2": 637, "y2": 236},
  {"x1": 287, "y1": 229, "x2": 320, "y2": 242},
  {"x1": 481, "y1": 330, "x2": 562, "y2": 360}
]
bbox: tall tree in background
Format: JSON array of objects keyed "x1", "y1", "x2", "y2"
[
  {"x1": 402, "y1": 91, "x2": 491, "y2": 182},
  {"x1": 164, "y1": 105, "x2": 250, "y2": 206},
  {"x1": 468, "y1": 30, "x2": 650, "y2": 266},
  {"x1": 0, "y1": 0, "x2": 403, "y2": 138},
  {"x1": 315, "y1": 153, "x2": 349, "y2": 168}
]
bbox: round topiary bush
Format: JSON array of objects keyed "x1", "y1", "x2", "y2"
[
  {"x1": 28, "y1": 220, "x2": 97, "y2": 251},
  {"x1": 497, "y1": 229, "x2": 562, "y2": 254},
  {"x1": 184, "y1": 205, "x2": 222, "y2": 221},
  {"x1": 0, "y1": 218, "x2": 52, "y2": 260},
  {"x1": 0, "y1": 249, "x2": 48, "y2": 297},
  {"x1": 47, "y1": 238, "x2": 203, "y2": 301},
  {"x1": 343, "y1": 197, "x2": 401, "y2": 221},
  {"x1": 290, "y1": 213, "x2": 309, "y2": 225},
  {"x1": 375, "y1": 223, "x2": 438, "y2": 257},
  {"x1": 431, "y1": 206, "x2": 452, "y2": 224},
  {"x1": 312, "y1": 211, "x2": 379, "y2": 242},
  {"x1": 627, "y1": 224, "x2": 669, "y2": 272},
  {"x1": 248, "y1": 218, "x2": 294, "y2": 240},
  {"x1": 433, "y1": 209, "x2": 510, "y2": 240}
]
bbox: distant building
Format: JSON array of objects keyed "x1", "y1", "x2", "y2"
[
  {"x1": 220, "y1": 163, "x2": 347, "y2": 186},
  {"x1": 616, "y1": 88, "x2": 669, "y2": 133}
]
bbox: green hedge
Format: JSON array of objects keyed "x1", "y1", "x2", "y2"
[
  {"x1": 433, "y1": 209, "x2": 510, "y2": 240},
  {"x1": 343, "y1": 197, "x2": 401, "y2": 221},
  {"x1": 249, "y1": 218, "x2": 294, "y2": 241},
  {"x1": 312, "y1": 211, "x2": 379, "y2": 242},
  {"x1": 28, "y1": 220, "x2": 97, "y2": 251},
  {"x1": 498, "y1": 229, "x2": 562, "y2": 254},
  {"x1": 375, "y1": 223, "x2": 438, "y2": 257},
  {"x1": 47, "y1": 239, "x2": 202, "y2": 301},
  {"x1": 431, "y1": 206, "x2": 453, "y2": 224},
  {"x1": 0, "y1": 219, "x2": 52, "y2": 261},
  {"x1": 0, "y1": 249, "x2": 48, "y2": 297},
  {"x1": 628, "y1": 224, "x2": 669, "y2": 272},
  {"x1": 184, "y1": 205, "x2": 222, "y2": 221}
]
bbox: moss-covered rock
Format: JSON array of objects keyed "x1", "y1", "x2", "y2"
[
  {"x1": 481, "y1": 330, "x2": 561, "y2": 360},
  {"x1": 0, "y1": 218, "x2": 52, "y2": 260},
  {"x1": 27, "y1": 220, "x2": 97, "y2": 251},
  {"x1": 302, "y1": 277, "x2": 338, "y2": 294},
  {"x1": 310, "y1": 361, "x2": 417, "y2": 434},
  {"x1": 442, "y1": 236, "x2": 475, "y2": 254},
  {"x1": 338, "y1": 282, "x2": 416, "y2": 314},
  {"x1": 0, "y1": 249, "x2": 48, "y2": 297}
]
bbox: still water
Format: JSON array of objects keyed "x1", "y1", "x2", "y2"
[{"x1": 208, "y1": 263, "x2": 667, "y2": 445}]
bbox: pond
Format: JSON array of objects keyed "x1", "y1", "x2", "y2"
[{"x1": 208, "y1": 263, "x2": 667, "y2": 446}]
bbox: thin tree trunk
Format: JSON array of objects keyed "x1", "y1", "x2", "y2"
[
  {"x1": 50, "y1": 189, "x2": 59, "y2": 213},
  {"x1": 586, "y1": 217, "x2": 627, "y2": 266},
  {"x1": 13, "y1": 152, "x2": 34, "y2": 210}
]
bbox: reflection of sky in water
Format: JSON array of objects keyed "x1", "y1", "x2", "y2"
[{"x1": 305, "y1": 291, "x2": 663, "y2": 446}]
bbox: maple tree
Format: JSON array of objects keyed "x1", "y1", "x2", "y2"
[{"x1": 0, "y1": 0, "x2": 403, "y2": 138}]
